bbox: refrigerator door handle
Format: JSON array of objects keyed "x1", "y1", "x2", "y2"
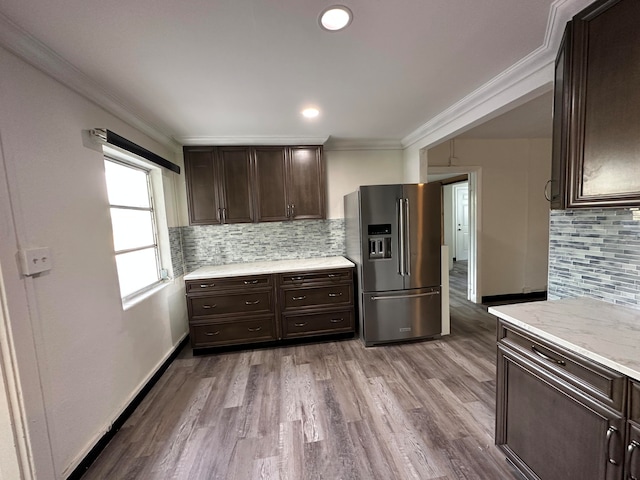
[
  {"x1": 404, "y1": 197, "x2": 410, "y2": 276},
  {"x1": 398, "y1": 198, "x2": 405, "y2": 276},
  {"x1": 370, "y1": 290, "x2": 440, "y2": 301}
]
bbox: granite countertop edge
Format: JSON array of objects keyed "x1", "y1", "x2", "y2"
[
  {"x1": 183, "y1": 256, "x2": 355, "y2": 281},
  {"x1": 489, "y1": 297, "x2": 640, "y2": 382}
]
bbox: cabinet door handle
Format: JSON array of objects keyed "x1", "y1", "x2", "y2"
[
  {"x1": 531, "y1": 345, "x2": 566, "y2": 366},
  {"x1": 247, "y1": 326, "x2": 262, "y2": 332},
  {"x1": 244, "y1": 280, "x2": 259, "y2": 285},
  {"x1": 200, "y1": 283, "x2": 215, "y2": 288},
  {"x1": 294, "y1": 322, "x2": 307, "y2": 327},
  {"x1": 286, "y1": 204, "x2": 291, "y2": 218},
  {"x1": 291, "y1": 204, "x2": 295, "y2": 217},
  {"x1": 222, "y1": 207, "x2": 227, "y2": 222},
  {"x1": 292, "y1": 295, "x2": 306, "y2": 301},
  {"x1": 330, "y1": 318, "x2": 344, "y2": 323},
  {"x1": 328, "y1": 292, "x2": 343, "y2": 297},
  {"x1": 217, "y1": 208, "x2": 222, "y2": 223},
  {"x1": 202, "y1": 304, "x2": 217, "y2": 309},
  {"x1": 606, "y1": 426, "x2": 621, "y2": 466},
  {"x1": 204, "y1": 330, "x2": 220, "y2": 336},
  {"x1": 245, "y1": 299, "x2": 261, "y2": 305},
  {"x1": 544, "y1": 179, "x2": 552, "y2": 201},
  {"x1": 627, "y1": 440, "x2": 640, "y2": 480}
]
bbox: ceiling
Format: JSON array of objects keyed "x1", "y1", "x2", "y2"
[{"x1": 0, "y1": 0, "x2": 561, "y2": 147}]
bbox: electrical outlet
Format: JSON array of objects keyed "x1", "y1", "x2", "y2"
[{"x1": 19, "y1": 247, "x2": 53, "y2": 276}]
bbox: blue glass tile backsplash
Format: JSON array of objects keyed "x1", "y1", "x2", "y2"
[
  {"x1": 548, "y1": 208, "x2": 640, "y2": 308},
  {"x1": 169, "y1": 219, "x2": 346, "y2": 275}
]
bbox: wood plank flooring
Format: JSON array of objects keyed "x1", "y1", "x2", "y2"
[{"x1": 82, "y1": 266, "x2": 520, "y2": 479}]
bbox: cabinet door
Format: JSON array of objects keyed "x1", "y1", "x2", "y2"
[
  {"x1": 550, "y1": 22, "x2": 571, "y2": 210},
  {"x1": 254, "y1": 147, "x2": 289, "y2": 222},
  {"x1": 184, "y1": 147, "x2": 220, "y2": 225},
  {"x1": 627, "y1": 423, "x2": 640, "y2": 480},
  {"x1": 568, "y1": 0, "x2": 640, "y2": 207},
  {"x1": 217, "y1": 147, "x2": 254, "y2": 223},
  {"x1": 496, "y1": 346, "x2": 625, "y2": 480},
  {"x1": 287, "y1": 146, "x2": 325, "y2": 220}
]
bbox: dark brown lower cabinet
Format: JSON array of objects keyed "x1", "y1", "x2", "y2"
[
  {"x1": 496, "y1": 319, "x2": 639, "y2": 480},
  {"x1": 186, "y1": 267, "x2": 355, "y2": 350},
  {"x1": 497, "y1": 346, "x2": 624, "y2": 480}
]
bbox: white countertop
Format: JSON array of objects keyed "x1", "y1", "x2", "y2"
[
  {"x1": 489, "y1": 297, "x2": 640, "y2": 382},
  {"x1": 184, "y1": 256, "x2": 355, "y2": 280}
]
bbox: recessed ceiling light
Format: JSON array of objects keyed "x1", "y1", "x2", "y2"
[
  {"x1": 319, "y1": 6, "x2": 353, "y2": 32},
  {"x1": 302, "y1": 107, "x2": 320, "y2": 119}
]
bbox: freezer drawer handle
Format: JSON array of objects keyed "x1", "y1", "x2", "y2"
[
  {"x1": 328, "y1": 292, "x2": 343, "y2": 297},
  {"x1": 370, "y1": 291, "x2": 440, "y2": 301}
]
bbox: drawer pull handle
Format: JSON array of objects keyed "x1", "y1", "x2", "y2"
[
  {"x1": 531, "y1": 345, "x2": 565, "y2": 366},
  {"x1": 200, "y1": 283, "x2": 215, "y2": 288},
  {"x1": 328, "y1": 274, "x2": 340, "y2": 278},
  {"x1": 202, "y1": 304, "x2": 217, "y2": 309},
  {"x1": 245, "y1": 300, "x2": 261, "y2": 305},
  {"x1": 606, "y1": 426, "x2": 621, "y2": 465},
  {"x1": 294, "y1": 322, "x2": 307, "y2": 327},
  {"x1": 244, "y1": 280, "x2": 259, "y2": 285},
  {"x1": 627, "y1": 440, "x2": 640, "y2": 479},
  {"x1": 204, "y1": 331, "x2": 220, "y2": 336},
  {"x1": 330, "y1": 318, "x2": 344, "y2": 323},
  {"x1": 328, "y1": 292, "x2": 343, "y2": 298},
  {"x1": 291, "y1": 276, "x2": 304, "y2": 281},
  {"x1": 292, "y1": 295, "x2": 306, "y2": 301},
  {"x1": 247, "y1": 326, "x2": 262, "y2": 332}
]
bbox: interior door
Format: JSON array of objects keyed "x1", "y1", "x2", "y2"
[{"x1": 454, "y1": 182, "x2": 469, "y2": 261}]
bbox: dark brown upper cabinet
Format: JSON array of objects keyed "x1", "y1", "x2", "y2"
[
  {"x1": 287, "y1": 147, "x2": 325, "y2": 220},
  {"x1": 184, "y1": 146, "x2": 254, "y2": 225},
  {"x1": 184, "y1": 145, "x2": 325, "y2": 225},
  {"x1": 552, "y1": 0, "x2": 640, "y2": 209}
]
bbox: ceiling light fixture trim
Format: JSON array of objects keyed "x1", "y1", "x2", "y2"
[{"x1": 319, "y1": 5, "x2": 353, "y2": 32}]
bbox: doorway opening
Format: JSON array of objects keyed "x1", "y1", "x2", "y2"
[{"x1": 428, "y1": 166, "x2": 481, "y2": 304}]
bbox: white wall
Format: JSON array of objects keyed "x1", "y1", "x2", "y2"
[
  {"x1": 427, "y1": 138, "x2": 551, "y2": 297},
  {"x1": 324, "y1": 149, "x2": 405, "y2": 219},
  {"x1": 0, "y1": 47, "x2": 188, "y2": 478}
]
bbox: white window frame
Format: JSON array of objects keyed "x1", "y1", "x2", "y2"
[{"x1": 104, "y1": 153, "x2": 165, "y2": 302}]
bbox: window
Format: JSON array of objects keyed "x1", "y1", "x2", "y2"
[{"x1": 104, "y1": 157, "x2": 163, "y2": 300}]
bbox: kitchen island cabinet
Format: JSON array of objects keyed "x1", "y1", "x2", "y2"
[
  {"x1": 490, "y1": 298, "x2": 640, "y2": 480},
  {"x1": 185, "y1": 257, "x2": 355, "y2": 351}
]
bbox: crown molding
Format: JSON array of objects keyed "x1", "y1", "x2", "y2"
[
  {"x1": 0, "y1": 13, "x2": 180, "y2": 153},
  {"x1": 323, "y1": 138, "x2": 403, "y2": 151},
  {"x1": 177, "y1": 136, "x2": 330, "y2": 146},
  {"x1": 401, "y1": 0, "x2": 593, "y2": 150}
]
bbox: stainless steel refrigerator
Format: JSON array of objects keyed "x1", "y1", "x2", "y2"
[{"x1": 344, "y1": 183, "x2": 442, "y2": 346}]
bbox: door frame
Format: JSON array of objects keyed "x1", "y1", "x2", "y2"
[{"x1": 429, "y1": 166, "x2": 482, "y2": 303}]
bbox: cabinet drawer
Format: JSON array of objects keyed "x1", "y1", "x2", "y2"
[
  {"x1": 278, "y1": 268, "x2": 352, "y2": 286},
  {"x1": 186, "y1": 274, "x2": 272, "y2": 293},
  {"x1": 189, "y1": 291, "x2": 272, "y2": 317},
  {"x1": 282, "y1": 284, "x2": 353, "y2": 310},
  {"x1": 283, "y1": 309, "x2": 355, "y2": 338},
  {"x1": 190, "y1": 316, "x2": 276, "y2": 347},
  {"x1": 498, "y1": 320, "x2": 626, "y2": 412},
  {"x1": 631, "y1": 380, "x2": 640, "y2": 424}
]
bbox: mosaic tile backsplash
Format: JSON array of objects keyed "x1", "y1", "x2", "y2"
[
  {"x1": 548, "y1": 208, "x2": 640, "y2": 309},
  {"x1": 169, "y1": 219, "x2": 346, "y2": 274}
]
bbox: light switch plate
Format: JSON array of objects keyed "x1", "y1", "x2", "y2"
[{"x1": 19, "y1": 247, "x2": 52, "y2": 276}]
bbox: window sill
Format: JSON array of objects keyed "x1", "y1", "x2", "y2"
[{"x1": 122, "y1": 280, "x2": 172, "y2": 310}]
